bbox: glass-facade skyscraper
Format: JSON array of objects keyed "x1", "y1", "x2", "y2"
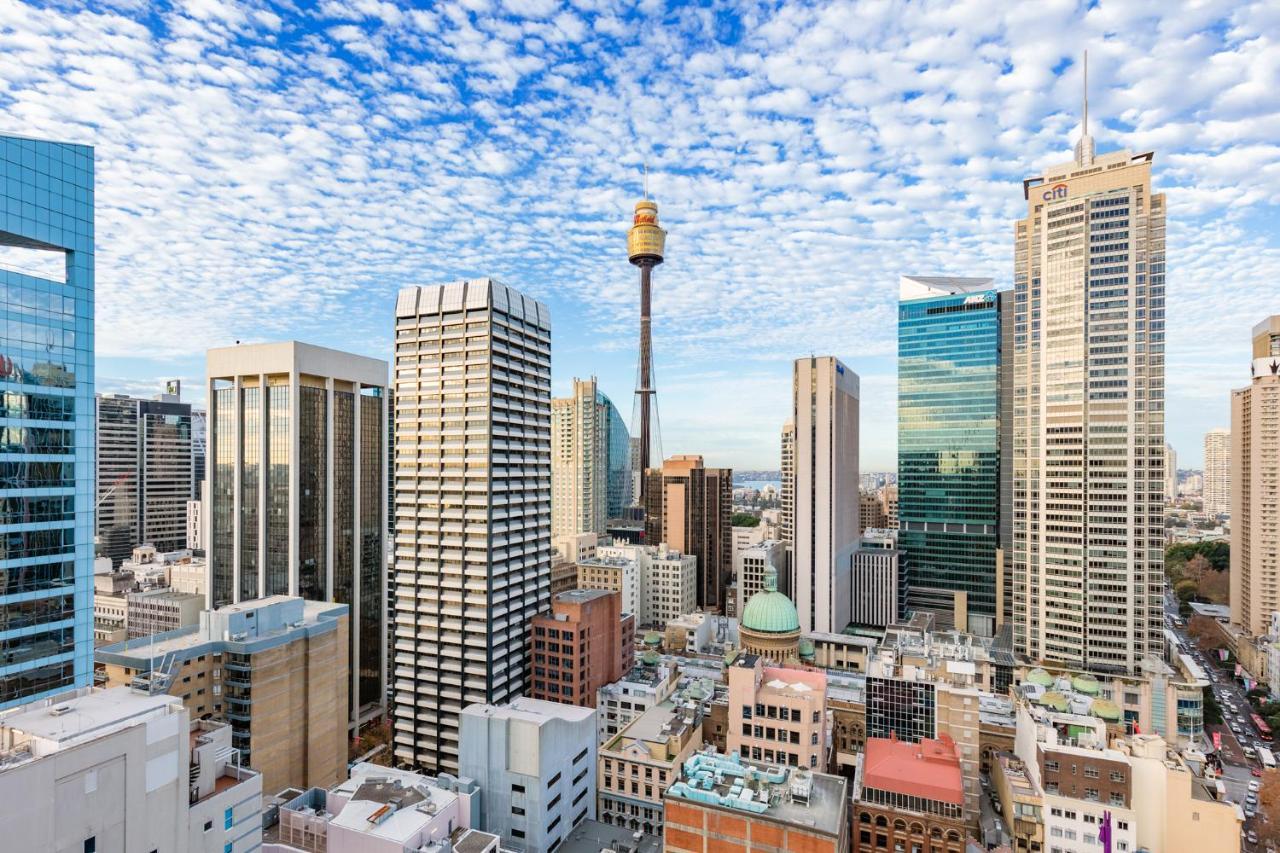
[
  {"x1": 0, "y1": 133, "x2": 95, "y2": 709},
  {"x1": 898, "y1": 276, "x2": 1001, "y2": 636}
]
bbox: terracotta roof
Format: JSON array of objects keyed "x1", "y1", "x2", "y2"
[{"x1": 862, "y1": 735, "x2": 964, "y2": 805}]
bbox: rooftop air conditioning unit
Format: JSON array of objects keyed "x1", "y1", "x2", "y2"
[{"x1": 49, "y1": 705, "x2": 73, "y2": 716}]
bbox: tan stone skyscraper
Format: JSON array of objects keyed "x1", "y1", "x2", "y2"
[
  {"x1": 642, "y1": 455, "x2": 732, "y2": 611},
  {"x1": 551, "y1": 377, "x2": 630, "y2": 538},
  {"x1": 1011, "y1": 63, "x2": 1167, "y2": 674},
  {"x1": 1230, "y1": 316, "x2": 1280, "y2": 636},
  {"x1": 1203, "y1": 428, "x2": 1231, "y2": 516}
]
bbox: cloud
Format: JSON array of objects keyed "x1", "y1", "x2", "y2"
[{"x1": 0, "y1": 0, "x2": 1276, "y2": 469}]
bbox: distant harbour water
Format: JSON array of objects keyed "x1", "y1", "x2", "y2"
[{"x1": 734, "y1": 479, "x2": 781, "y2": 493}]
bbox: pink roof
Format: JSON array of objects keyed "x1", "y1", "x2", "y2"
[
  {"x1": 862, "y1": 735, "x2": 964, "y2": 805},
  {"x1": 761, "y1": 666, "x2": 827, "y2": 690}
]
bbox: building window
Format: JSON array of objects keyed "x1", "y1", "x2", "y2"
[
  {"x1": 1045, "y1": 760, "x2": 1059, "y2": 772},
  {"x1": 512, "y1": 807, "x2": 525, "y2": 816},
  {"x1": 225, "y1": 807, "x2": 233, "y2": 829},
  {"x1": 1110, "y1": 771, "x2": 1125, "y2": 783},
  {"x1": 1110, "y1": 793, "x2": 1124, "y2": 807},
  {"x1": 204, "y1": 821, "x2": 213, "y2": 832},
  {"x1": 84, "y1": 840, "x2": 95, "y2": 853}
]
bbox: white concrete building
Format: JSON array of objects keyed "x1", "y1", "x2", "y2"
[
  {"x1": 790, "y1": 356, "x2": 859, "y2": 634},
  {"x1": 0, "y1": 687, "x2": 261, "y2": 853},
  {"x1": 733, "y1": 539, "x2": 787, "y2": 618},
  {"x1": 1164, "y1": 443, "x2": 1177, "y2": 504},
  {"x1": 459, "y1": 697, "x2": 597, "y2": 853},
  {"x1": 1203, "y1": 427, "x2": 1230, "y2": 517},
  {"x1": 642, "y1": 546, "x2": 697, "y2": 629},
  {"x1": 393, "y1": 280, "x2": 551, "y2": 774},
  {"x1": 730, "y1": 524, "x2": 765, "y2": 563},
  {"x1": 596, "y1": 663, "x2": 678, "y2": 743},
  {"x1": 851, "y1": 529, "x2": 901, "y2": 628},
  {"x1": 187, "y1": 498, "x2": 202, "y2": 550}
]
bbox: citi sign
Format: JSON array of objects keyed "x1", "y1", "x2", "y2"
[{"x1": 1041, "y1": 182, "x2": 1069, "y2": 202}]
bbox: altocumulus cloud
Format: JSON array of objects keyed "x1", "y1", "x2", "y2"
[{"x1": 0, "y1": 0, "x2": 1277, "y2": 468}]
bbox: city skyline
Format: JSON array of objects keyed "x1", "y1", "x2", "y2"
[{"x1": 0, "y1": 3, "x2": 1273, "y2": 471}]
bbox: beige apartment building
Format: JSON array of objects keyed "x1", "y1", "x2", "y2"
[
  {"x1": 1231, "y1": 316, "x2": 1280, "y2": 636},
  {"x1": 780, "y1": 418, "x2": 794, "y2": 543},
  {"x1": 1011, "y1": 106, "x2": 1167, "y2": 674},
  {"x1": 1204, "y1": 427, "x2": 1231, "y2": 516},
  {"x1": 643, "y1": 455, "x2": 732, "y2": 612},
  {"x1": 726, "y1": 654, "x2": 827, "y2": 769},
  {"x1": 597, "y1": 698, "x2": 702, "y2": 837},
  {"x1": 97, "y1": 595, "x2": 349, "y2": 796},
  {"x1": 551, "y1": 377, "x2": 628, "y2": 538}
]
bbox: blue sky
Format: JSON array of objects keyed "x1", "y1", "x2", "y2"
[{"x1": 1, "y1": 0, "x2": 1277, "y2": 470}]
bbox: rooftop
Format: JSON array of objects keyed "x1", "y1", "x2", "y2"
[
  {"x1": 462, "y1": 696, "x2": 595, "y2": 726},
  {"x1": 0, "y1": 687, "x2": 181, "y2": 770},
  {"x1": 551, "y1": 588, "x2": 615, "y2": 606},
  {"x1": 556, "y1": 818, "x2": 662, "y2": 853},
  {"x1": 603, "y1": 699, "x2": 700, "y2": 759},
  {"x1": 861, "y1": 735, "x2": 964, "y2": 805},
  {"x1": 666, "y1": 748, "x2": 847, "y2": 837}
]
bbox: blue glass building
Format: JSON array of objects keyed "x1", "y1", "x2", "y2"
[
  {"x1": 897, "y1": 276, "x2": 1001, "y2": 636},
  {"x1": 602, "y1": 389, "x2": 631, "y2": 518},
  {"x1": 0, "y1": 134, "x2": 95, "y2": 708}
]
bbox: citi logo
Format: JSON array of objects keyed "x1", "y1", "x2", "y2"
[{"x1": 1041, "y1": 183, "x2": 1069, "y2": 202}]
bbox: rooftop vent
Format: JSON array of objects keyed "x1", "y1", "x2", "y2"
[{"x1": 49, "y1": 704, "x2": 73, "y2": 717}]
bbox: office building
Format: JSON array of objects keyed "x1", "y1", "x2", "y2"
[
  {"x1": 851, "y1": 528, "x2": 901, "y2": 628},
  {"x1": 0, "y1": 133, "x2": 95, "y2": 709},
  {"x1": 859, "y1": 491, "x2": 887, "y2": 531},
  {"x1": 898, "y1": 276, "x2": 1002, "y2": 636},
  {"x1": 96, "y1": 391, "x2": 194, "y2": 565},
  {"x1": 595, "y1": 660, "x2": 677, "y2": 742},
  {"x1": 1011, "y1": 79, "x2": 1166, "y2": 674},
  {"x1": 991, "y1": 752, "x2": 1044, "y2": 853},
  {"x1": 191, "y1": 405, "x2": 207, "y2": 499},
  {"x1": 780, "y1": 419, "x2": 794, "y2": 544},
  {"x1": 530, "y1": 589, "x2": 633, "y2": 708},
  {"x1": 1203, "y1": 427, "x2": 1230, "y2": 516},
  {"x1": 459, "y1": 697, "x2": 596, "y2": 853},
  {"x1": 97, "y1": 595, "x2": 349, "y2": 795},
  {"x1": 641, "y1": 544, "x2": 697, "y2": 628},
  {"x1": 1164, "y1": 442, "x2": 1177, "y2": 503},
  {"x1": 732, "y1": 538, "x2": 787, "y2": 618},
  {"x1": 393, "y1": 279, "x2": 552, "y2": 774},
  {"x1": 726, "y1": 654, "x2": 827, "y2": 769},
  {"x1": 665, "y1": 749, "x2": 849, "y2": 853},
  {"x1": 881, "y1": 485, "x2": 898, "y2": 529},
  {"x1": 187, "y1": 498, "x2": 202, "y2": 550},
  {"x1": 852, "y1": 736, "x2": 966, "y2": 853},
  {"x1": 730, "y1": 522, "x2": 764, "y2": 562},
  {"x1": 270, "y1": 763, "x2": 483, "y2": 853},
  {"x1": 789, "y1": 356, "x2": 860, "y2": 634},
  {"x1": 1230, "y1": 316, "x2": 1280, "y2": 636},
  {"x1": 125, "y1": 587, "x2": 203, "y2": 638},
  {"x1": 642, "y1": 455, "x2": 732, "y2": 611},
  {"x1": 0, "y1": 687, "x2": 261, "y2": 853},
  {"x1": 577, "y1": 546, "x2": 640, "y2": 619},
  {"x1": 597, "y1": 698, "x2": 701, "y2": 838},
  {"x1": 551, "y1": 377, "x2": 629, "y2": 539},
  {"x1": 206, "y1": 341, "x2": 386, "y2": 732}
]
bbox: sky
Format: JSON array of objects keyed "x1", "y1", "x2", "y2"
[{"x1": 1, "y1": 0, "x2": 1277, "y2": 471}]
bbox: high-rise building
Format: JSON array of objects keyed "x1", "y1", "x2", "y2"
[
  {"x1": 859, "y1": 491, "x2": 886, "y2": 531},
  {"x1": 393, "y1": 279, "x2": 551, "y2": 774},
  {"x1": 642, "y1": 455, "x2": 732, "y2": 611},
  {"x1": 1164, "y1": 442, "x2": 1177, "y2": 503},
  {"x1": 0, "y1": 133, "x2": 96, "y2": 710},
  {"x1": 96, "y1": 391, "x2": 194, "y2": 565},
  {"x1": 192, "y1": 405, "x2": 207, "y2": 499},
  {"x1": 850, "y1": 528, "x2": 901, "y2": 629},
  {"x1": 529, "y1": 589, "x2": 633, "y2": 707},
  {"x1": 790, "y1": 356, "x2": 859, "y2": 634},
  {"x1": 897, "y1": 276, "x2": 1002, "y2": 636},
  {"x1": 551, "y1": 377, "x2": 629, "y2": 538},
  {"x1": 1011, "y1": 67, "x2": 1166, "y2": 674},
  {"x1": 205, "y1": 341, "x2": 387, "y2": 731},
  {"x1": 1230, "y1": 316, "x2": 1280, "y2": 636},
  {"x1": 1203, "y1": 427, "x2": 1230, "y2": 516},
  {"x1": 780, "y1": 418, "x2": 794, "y2": 543}
]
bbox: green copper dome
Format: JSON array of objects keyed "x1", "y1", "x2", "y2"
[
  {"x1": 741, "y1": 567, "x2": 800, "y2": 635},
  {"x1": 1026, "y1": 667, "x2": 1054, "y2": 687}
]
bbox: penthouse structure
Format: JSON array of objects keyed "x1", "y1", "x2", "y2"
[
  {"x1": 394, "y1": 280, "x2": 552, "y2": 774},
  {"x1": 206, "y1": 341, "x2": 387, "y2": 732},
  {"x1": 664, "y1": 749, "x2": 850, "y2": 853},
  {"x1": 97, "y1": 595, "x2": 348, "y2": 796},
  {"x1": 0, "y1": 686, "x2": 261, "y2": 853}
]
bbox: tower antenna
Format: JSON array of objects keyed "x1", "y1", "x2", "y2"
[
  {"x1": 643, "y1": 163, "x2": 649, "y2": 200},
  {"x1": 1083, "y1": 49, "x2": 1088, "y2": 137},
  {"x1": 1073, "y1": 48, "x2": 1095, "y2": 167}
]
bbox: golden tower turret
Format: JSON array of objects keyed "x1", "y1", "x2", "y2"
[{"x1": 627, "y1": 198, "x2": 666, "y2": 265}]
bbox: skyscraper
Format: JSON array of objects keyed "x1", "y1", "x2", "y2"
[
  {"x1": 1164, "y1": 442, "x2": 1177, "y2": 503},
  {"x1": 0, "y1": 133, "x2": 96, "y2": 709},
  {"x1": 627, "y1": 195, "x2": 666, "y2": 504},
  {"x1": 1203, "y1": 428, "x2": 1230, "y2": 516},
  {"x1": 393, "y1": 279, "x2": 551, "y2": 774},
  {"x1": 205, "y1": 341, "x2": 387, "y2": 731},
  {"x1": 790, "y1": 356, "x2": 859, "y2": 635},
  {"x1": 551, "y1": 376, "x2": 629, "y2": 538},
  {"x1": 1011, "y1": 65, "x2": 1166, "y2": 674},
  {"x1": 897, "y1": 276, "x2": 1002, "y2": 637},
  {"x1": 1229, "y1": 316, "x2": 1280, "y2": 637},
  {"x1": 642, "y1": 455, "x2": 732, "y2": 611},
  {"x1": 780, "y1": 419, "x2": 794, "y2": 544},
  {"x1": 95, "y1": 390, "x2": 194, "y2": 565}
]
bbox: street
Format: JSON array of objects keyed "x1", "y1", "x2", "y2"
[{"x1": 1166, "y1": 593, "x2": 1268, "y2": 851}]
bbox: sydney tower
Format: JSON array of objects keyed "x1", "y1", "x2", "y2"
[{"x1": 627, "y1": 194, "x2": 666, "y2": 503}]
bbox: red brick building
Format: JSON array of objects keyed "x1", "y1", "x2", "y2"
[
  {"x1": 530, "y1": 589, "x2": 634, "y2": 706},
  {"x1": 853, "y1": 734, "x2": 968, "y2": 853}
]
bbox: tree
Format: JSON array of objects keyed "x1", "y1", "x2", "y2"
[
  {"x1": 1188, "y1": 615, "x2": 1227, "y2": 652},
  {"x1": 1198, "y1": 567, "x2": 1230, "y2": 605},
  {"x1": 1203, "y1": 688, "x2": 1224, "y2": 726},
  {"x1": 730, "y1": 512, "x2": 760, "y2": 528}
]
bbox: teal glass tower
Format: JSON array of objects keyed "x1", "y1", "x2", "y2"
[
  {"x1": 0, "y1": 133, "x2": 95, "y2": 708},
  {"x1": 898, "y1": 276, "x2": 1001, "y2": 636},
  {"x1": 603, "y1": 389, "x2": 631, "y2": 519}
]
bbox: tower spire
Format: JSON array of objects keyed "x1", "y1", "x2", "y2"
[{"x1": 1074, "y1": 49, "x2": 1095, "y2": 166}]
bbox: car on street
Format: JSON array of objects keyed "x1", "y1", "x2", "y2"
[
  {"x1": 1248, "y1": 830, "x2": 1259, "y2": 845},
  {"x1": 1251, "y1": 768, "x2": 1264, "y2": 777},
  {"x1": 1250, "y1": 780, "x2": 1262, "y2": 792}
]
